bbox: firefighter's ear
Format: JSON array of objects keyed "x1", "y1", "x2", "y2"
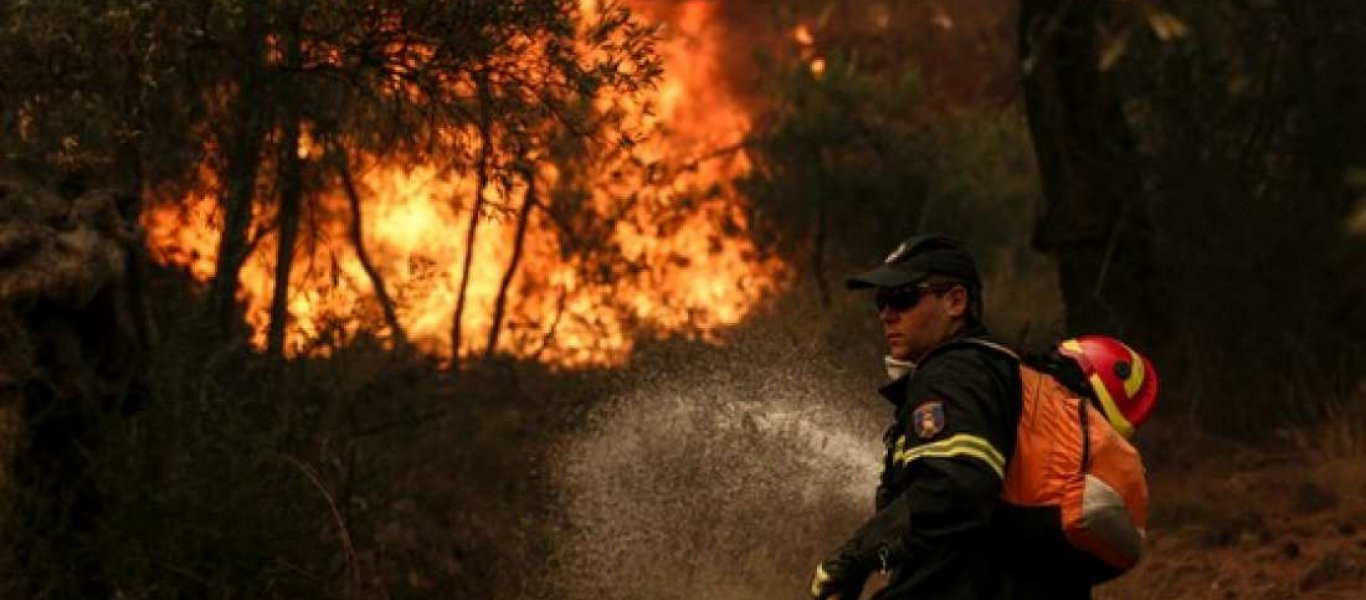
[{"x1": 941, "y1": 284, "x2": 969, "y2": 319}]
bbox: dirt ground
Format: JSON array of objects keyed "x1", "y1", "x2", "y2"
[{"x1": 1098, "y1": 428, "x2": 1366, "y2": 599}]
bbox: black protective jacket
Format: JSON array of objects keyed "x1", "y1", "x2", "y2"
[{"x1": 834, "y1": 324, "x2": 1092, "y2": 599}]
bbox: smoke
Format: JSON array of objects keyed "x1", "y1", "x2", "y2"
[{"x1": 545, "y1": 337, "x2": 887, "y2": 599}]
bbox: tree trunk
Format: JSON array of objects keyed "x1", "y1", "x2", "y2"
[
  {"x1": 267, "y1": 25, "x2": 303, "y2": 357},
  {"x1": 1018, "y1": 0, "x2": 1170, "y2": 348},
  {"x1": 210, "y1": 3, "x2": 269, "y2": 334},
  {"x1": 809, "y1": 149, "x2": 832, "y2": 307},
  {"x1": 333, "y1": 144, "x2": 408, "y2": 349},
  {"x1": 486, "y1": 164, "x2": 537, "y2": 358},
  {"x1": 450, "y1": 72, "x2": 492, "y2": 368}
]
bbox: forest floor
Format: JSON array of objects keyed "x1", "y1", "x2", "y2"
[{"x1": 1098, "y1": 426, "x2": 1366, "y2": 599}]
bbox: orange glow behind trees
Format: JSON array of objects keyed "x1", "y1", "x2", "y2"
[{"x1": 142, "y1": 1, "x2": 785, "y2": 368}]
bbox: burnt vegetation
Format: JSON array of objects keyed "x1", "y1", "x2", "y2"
[{"x1": 0, "y1": 0, "x2": 1363, "y2": 598}]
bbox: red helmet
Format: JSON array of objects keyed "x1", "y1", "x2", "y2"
[{"x1": 1056, "y1": 335, "x2": 1159, "y2": 438}]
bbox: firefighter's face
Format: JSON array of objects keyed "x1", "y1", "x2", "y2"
[{"x1": 878, "y1": 282, "x2": 969, "y2": 361}]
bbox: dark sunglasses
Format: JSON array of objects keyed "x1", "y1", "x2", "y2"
[{"x1": 874, "y1": 282, "x2": 958, "y2": 312}]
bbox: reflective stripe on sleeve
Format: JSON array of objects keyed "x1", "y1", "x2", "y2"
[
  {"x1": 810, "y1": 563, "x2": 831, "y2": 597},
  {"x1": 892, "y1": 433, "x2": 1006, "y2": 479}
]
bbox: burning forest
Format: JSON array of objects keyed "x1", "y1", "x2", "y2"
[
  {"x1": 1, "y1": 0, "x2": 1365, "y2": 598},
  {"x1": 142, "y1": 1, "x2": 784, "y2": 367}
]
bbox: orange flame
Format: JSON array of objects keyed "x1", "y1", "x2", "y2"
[{"x1": 143, "y1": 1, "x2": 784, "y2": 368}]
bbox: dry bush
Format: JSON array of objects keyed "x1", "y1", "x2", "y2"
[{"x1": 56, "y1": 270, "x2": 590, "y2": 598}]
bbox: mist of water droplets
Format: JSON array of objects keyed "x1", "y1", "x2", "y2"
[{"x1": 545, "y1": 343, "x2": 889, "y2": 599}]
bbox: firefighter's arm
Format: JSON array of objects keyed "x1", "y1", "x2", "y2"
[
  {"x1": 809, "y1": 460, "x2": 1001, "y2": 599},
  {"x1": 809, "y1": 446, "x2": 1002, "y2": 599},
  {"x1": 809, "y1": 493, "x2": 911, "y2": 599}
]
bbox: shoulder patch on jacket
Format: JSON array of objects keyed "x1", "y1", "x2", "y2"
[{"x1": 912, "y1": 400, "x2": 946, "y2": 439}]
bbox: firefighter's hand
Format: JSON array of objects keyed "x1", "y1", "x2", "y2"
[
  {"x1": 809, "y1": 556, "x2": 867, "y2": 599},
  {"x1": 862, "y1": 570, "x2": 891, "y2": 598}
]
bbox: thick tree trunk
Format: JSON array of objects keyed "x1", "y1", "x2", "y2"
[
  {"x1": 210, "y1": 4, "x2": 269, "y2": 334},
  {"x1": 486, "y1": 164, "x2": 537, "y2": 358},
  {"x1": 1018, "y1": 0, "x2": 1170, "y2": 348},
  {"x1": 450, "y1": 72, "x2": 492, "y2": 367},
  {"x1": 333, "y1": 145, "x2": 408, "y2": 349}
]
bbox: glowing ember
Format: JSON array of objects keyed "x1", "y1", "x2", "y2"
[
  {"x1": 809, "y1": 58, "x2": 827, "y2": 78},
  {"x1": 791, "y1": 22, "x2": 825, "y2": 78},
  {"x1": 143, "y1": 1, "x2": 784, "y2": 368}
]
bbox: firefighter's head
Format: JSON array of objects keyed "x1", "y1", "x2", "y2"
[{"x1": 847, "y1": 234, "x2": 982, "y2": 362}]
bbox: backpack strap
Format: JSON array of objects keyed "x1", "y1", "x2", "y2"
[{"x1": 919, "y1": 336, "x2": 1020, "y2": 366}]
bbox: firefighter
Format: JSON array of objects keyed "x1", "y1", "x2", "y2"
[{"x1": 809, "y1": 234, "x2": 1091, "y2": 599}]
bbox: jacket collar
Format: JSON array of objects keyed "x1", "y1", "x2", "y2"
[{"x1": 876, "y1": 321, "x2": 990, "y2": 408}]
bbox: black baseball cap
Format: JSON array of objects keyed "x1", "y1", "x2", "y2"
[{"x1": 846, "y1": 234, "x2": 981, "y2": 290}]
